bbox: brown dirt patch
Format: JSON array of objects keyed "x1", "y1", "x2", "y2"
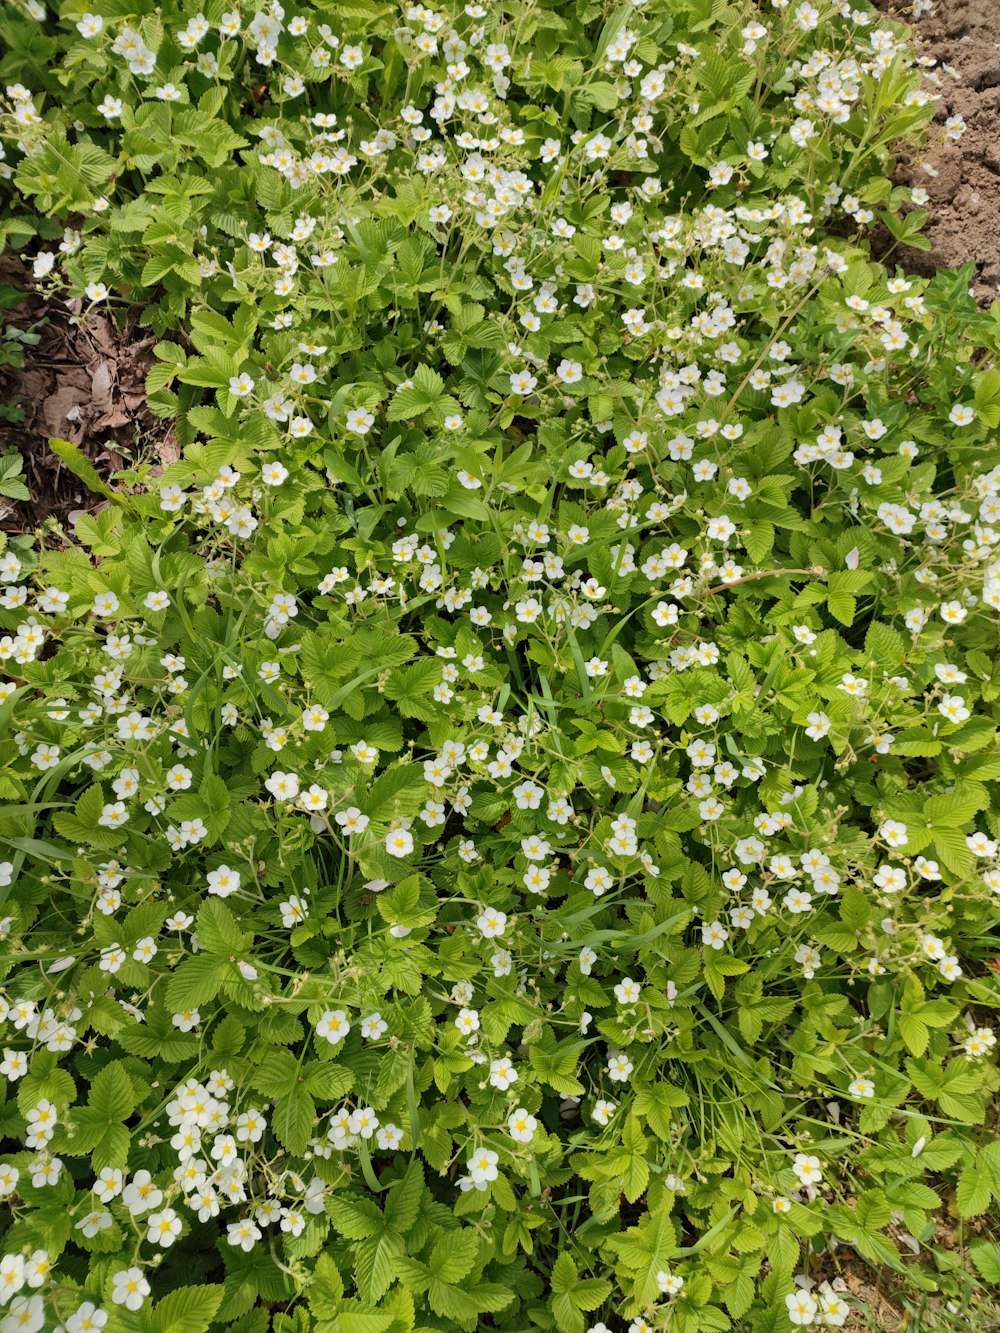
[
  {"x1": 0, "y1": 260, "x2": 179, "y2": 535},
  {"x1": 879, "y1": 0, "x2": 1000, "y2": 305}
]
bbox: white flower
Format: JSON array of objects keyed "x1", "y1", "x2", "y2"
[
  {"x1": 279, "y1": 895, "x2": 308, "y2": 928},
  {"x1": 316, "y1": 1010, "x2": 350, "y2": 1045},
  {"x1": 345, "y1": 406, "x2": 375, "y2": 434},
  {"x1": 93, "y1": 1167, "x2": 123, "y2": 1202},
  {"x1": 476, "y1": 907, "x2": 506, "y2": 938},
  {"x1": 786, "y1": 1290, "x2": 818, "y2": 1326},
  {"x1": 227, "y1": 1219, "x2": 262, "y2": 1251},
  {"x1": 261, "y1": 461, "x2": 288, "y2": 487},
  {"x1": 837, "y1": 673, "x2": 867, "y2": 697},
  {"x1": 791, "y1": 1153, "x2": 822, "y2": 1186},
  {"x1": 938, "y1": 694, "x2": 970, "y2": 724},
  {"x1": 265, "y1": 771, "x2": 300, "y2": 801},
  {"x1": 939, "y1": 600, "x2": 967, "y2": 625},
  {"x1": 606, "y1": 1051, "x2": 633, "y2": 1083},
  {"x1": 361, "y1": 1012, "x2": 388, "y2": 1040},
  {"x1": 613, "y1": 977, "x2": 641, "y2": 1005},
  {"x1": 879, "y1": 820, "x2": 908, "y2": 847},
  {"x1": 0, "y1": 1254, "x2": 25, "y2": 1304},
  {"x1": 385, "y1": 828, "x2": 414, "y2": 857},
  {"x1": 512, "y1": 780, "x2": 543, "y2": 810},
  {"x1": 585, "y1": 866, "x2": 612, "y2": 896},
  {"x1": 592, "y1": 1099, "x2": 616, "y2": 1125},
  {"x1": 207, "y1": 865, "x2": 241, "y2": 897},
  {"x1": 335, "y1": 806, "x2": 370, "y2": 835},
  {"x1": 489, "y1": 1055, "x2": 518, "y2": 1090},
  {"x1": 507, "y1": 1108, "x2": 537, "y2": 1142},
  {"x1": 146, "y1": 1208, "x2": 182, "y2": 1247},
  {"x1": 111, "y1": 1269, "x2": 150, "y2": 1311},
  {"x1": 701, "y1": 921, "x2": 728, "y2": 950},
  {"x1": 98, "y1": 801, "x2": 129, "y2": 828},
  {"x1": 939, "y1": 954, "x2": 962, "y2": 981},
  {"x1": 349, "y1": 1107, "x2": 378, "y2": 1139},
  {"x1": 236, "y1": 1109, "x2": 266, "y2": 1142},
  {"x1": 818, "y1": 1289, "x2": 849, "y2": 1327},
  {"x1": 804, "y1": 711, "x2": 829, "y2": 740},
  {"x1": 467, "y1": 1147, "x2": 499, "y2": 1184},
  {"x1": 66, "y1": 1301, "x2": 108, "y2": 1332}
]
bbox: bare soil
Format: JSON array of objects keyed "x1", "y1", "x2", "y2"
[
  {"x1": 879, "y1": 0, "x2": 1000, "y2": 305},
  {"x1": 0, "y1": 259, "x2": 178, "y2": 534}
]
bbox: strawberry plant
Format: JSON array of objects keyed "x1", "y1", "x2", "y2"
[{"x1": 0, "y1": 2, "x2": 998, "y2": 1332}]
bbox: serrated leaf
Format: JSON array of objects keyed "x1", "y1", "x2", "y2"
[
  {"x1": 429, "y1": 1229, "x2": 479, "y2": 1283},
  {"x1": 142, "y1": 1285, "x2": 223, "y2": 1333},
  {"x1": 634, "y1": 1082, "x2": 688, "y2": 1139},
  {"x1": 166, "y1": 954, "x2": 225, "y2": 1012},
  {"x1": 956, "y1": 1159, "x2": 995, "y2": 1217},
  {"x1": 328, "y1": 1194, "x2": 386, "y2": 1242},
  {"x1": 383, "y1": 1159, "x2": 424, "y2": 1234},
  {"x1": 354, "y1": 1230, "x2": 404, "y2": 1303},
  {"x1": 273, "y1": 1086, "x2": 316, "y2": 1155},
  {"x1": 969, "y1": 1240, "x2": 1000, "y2": 1284}
]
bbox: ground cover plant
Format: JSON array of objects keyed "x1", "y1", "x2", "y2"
[{"x1": 0, "y1": 0, "x2": 999, "y2": 1329}]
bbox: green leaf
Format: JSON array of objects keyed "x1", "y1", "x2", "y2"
[
  {"x1": 364, "y1": 763, "x2": 427, "y2": 820},
  {"x1": 273, "y1": 1085, "x2": 316, "y2": 1155},
  {"x1": 49, "y1": 436, "x2": 121, "y2": 504},
  {"x1": 618, "y1": 1116, "x2": 650, "y2": 1204},
  {"x1": 303, "y1": 1062, "x2": 354, "y2": 1102},
  {"x1": 704, "y1": 953, "x2": 750, "y2": 1001},
  {"x1": 855, "y1": 1189, "x2": 892, "y2": 1233},
  {"x1": 165, "y1": 954, "x2": 225, "y2": 1011},
  {"x1": 956, "y1": 1152, "x2": 996, "y2": 1218},
  {"x1": 199, "y1": 773, "x2": 231, "y2": 839},
  {"x1": 969, "y1": 1240, "x2": 1000, "y2": 1284},
  {"x1": 899, "y1": 1013, "x2": 929, "y2": 1058},
  {"x1": 429, "y1": 1230, "x2": 479, "y2": 1284},
  {"x1": 89, "y1": 1061, "x2": 137, "y2": 1121},
  {"x1": 955, "y1": 1166, "x2": 992, "y2": 1219},
  {"x1": 386, "y1": 364, "x2": 445, "y2": 421},
  {"x1": 196, "y1": 898, "x2": 248, "y2": 953},
  {"x1": 607, "y1": 1204, "x2": 676, "y2": 1307},
  {"x1": 328, "y1": 1194, "x2": 386, "y2": 1242},
  {"x1": 839, "y1": 885, "x2": 870, "y2": 931},
  {"x1": 383, "y1": 1159, "x2": 425, "y2": 1234},
  {"x1": 550, "y1": 1253, "x2": 605, "y2": 1333},
  {"x1": 308, "y1": 1253, "x2": 345, "y2": 1317},
  {"x1": 635, "y1": 1082, "x2": 689, "y2": 1139},
  {"x1": 354, "y1": 1230, "x2": 404, "y2": 1303},
  {"x1": 68, "y1": 1061, "x2": 136, "y2": 1170},
  {"x1": 826, "y1": 569, "x2": 872, "y2": 626},
  {"x1": 142, "y1": 1285, "x2": 223, "y2": 1333},
  {"x1": 551, "y1": 1278, "x2": 613, "y2": 1331},
  {"x1": 337, "y1": 1303, "x2": 392, "y2": 1333},
  {"x1": 579, "y1": 81, "x2": 619, "y2": 111},
  {"x1": 250, "y1": 1049, "x2": 299, "y2": 1098}
]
